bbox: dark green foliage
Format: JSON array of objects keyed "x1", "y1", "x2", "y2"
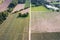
[
  {"x1": 0, "y1": 11, "x2": 8, "y2": 24},
  {"x1": 18, "y1": 0, "x2": 26, "y2": 4},
  {"x1": 7, "y1": 8, "x2": 13, "y2": 12},
  {"x1": 8, "y1": 3, "x2": 15, "y2": 8},
  {"x1": 56, "y1": 10, "x2": 59, "y2": 12},
  {"x1": 11, "y1": 0, "x2": 18, "y2": 6},
  {"x1": 31, "y1": 0, "x2": 45, "y2": 6},
  {"x1": 18, "y1": 12, "x2": 29, "y2": 18},
  {"x1": 8, "y1": 0, "x2": 18, "y2": 12},
  {"x1": 8, "y1": 0, "x2": 18, "y2": 8},
  {"x1": 21, "y1": 12, "x2": 29, "y2": 17},
  {"x1": 18, "y1": 13, "x2": 21, "y2": 17}
]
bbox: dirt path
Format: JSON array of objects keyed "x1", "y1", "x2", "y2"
[{"x1": 31, "y1": 12, "x2": 60, "y2": 33}]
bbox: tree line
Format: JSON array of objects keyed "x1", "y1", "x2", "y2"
[{"x1": 0, "y1": 11, "x2": 8, "y2": 24}]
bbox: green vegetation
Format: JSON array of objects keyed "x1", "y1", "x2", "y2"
[
  {"x1": 11, "y1": 0, "x2": 18, "y2": 6},
  {"x1": 18, "y1": 12, "x2": 29, "y2": 18},
  {"x1": 50, "y1": 2, "x2": 60, "y2": 4},
  {"x1": 0, "y1": 0, "x2": 18, "y2": 24},
  {"x1": 0, "y1": 0, "x2": 29, "y2": 39},
  {"x1": 0, "y1": 11, "x2": 8, "y2": 24},
  {"x1": 8, "y1": 0, "x2": 18, "y2": 12},
  {"x1": 0, "y1": 0, "x2": 30, "y2": 24},
  {"x1": 7, "y1": 8, "x2": 13, "y2": 12},
  {"x1": 25, "y1": 0, "x2": 30, "y2": 8},
  {"x1": 31, "y1": 5, "x2": 52, "y2": 12},
  {"x1": 0, "y1": 13, "x2": 29, "y2": 40}
]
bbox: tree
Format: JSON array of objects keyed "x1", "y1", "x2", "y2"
[
  {"x1": 11, "y1": 0, "x2": 18, "y2": 5},
  {"x1": 0, "y1": 11, "x2": 8, "y2": 24},
  {"x1": 8, "y1": 0, "x2": 18, "y2": 12}
]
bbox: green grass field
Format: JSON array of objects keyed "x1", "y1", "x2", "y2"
[
  {"x1": 0, "y1": 13, "x2": 29, "y2": 40},
  {"x1": 25, "y1": 0, "x2": 30, "y2": 8},
  {"x1": 31, "y1": 5, "x2": 52, "y2": 12}
]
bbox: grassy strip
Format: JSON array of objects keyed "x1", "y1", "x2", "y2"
[
  {"x1": 25, "y1": 0, "x2": 30, "y2": 8},
  {"x1": 31, "y1": 6, "x2": 52, "y2": 12}
]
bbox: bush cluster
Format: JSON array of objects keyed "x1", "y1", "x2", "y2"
[
  {"x1": 0, "y1": 11, "x2": 8, "y2": 24},
  {"x1": 18, "y1": 12, "x2": 29, "y2": 18}
]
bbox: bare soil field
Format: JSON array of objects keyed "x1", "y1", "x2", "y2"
[
  {"x1": 0, "y1": 0, "x2": 12, "y2": 12},
  {"x1": 31, "y1": 12, "x2": 60, "y2": 33},
  {"x1": 12, "y1": 4, "x2": 25, "y2": 13}
]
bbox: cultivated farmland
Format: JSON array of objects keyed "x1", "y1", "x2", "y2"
[
  {"x1": 31, "y1": 11, "x2": 60, "y2": 40},
  {"x1": 31, "y1": 12, "x2": 60, "y2": 33},
  {"x1": 0, "y1": 0, "x2": 30, "y2": 40},
  {"x1": 0, "y1": 12, "x2": 29, "y2": 40}
]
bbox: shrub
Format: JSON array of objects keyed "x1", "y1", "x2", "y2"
[{"x1": 18, "y1": 12, "x2": 29, "y2": 18}]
